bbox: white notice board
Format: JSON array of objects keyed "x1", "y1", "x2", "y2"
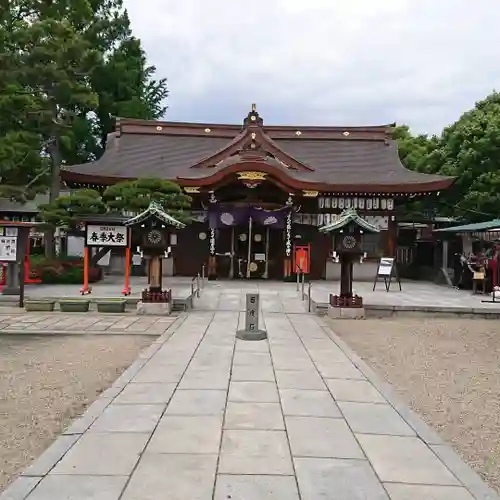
[
  {"x1": 377, "y1": 257, "x2": 394, "y2": 276},
  {"x1": 0, "y1": 236, "x2": 18, "y2": 262}
]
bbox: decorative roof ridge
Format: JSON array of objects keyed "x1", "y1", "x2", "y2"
[
  {"x1": 114, "y1": 116, "x2": 395, "y2": 133},
  {"x1": 187, "y1": 126, "x2": 314, "y2": 171},
  {"x1": 124, "y1": 201, "x2": 185, "y2": 228},
  {"x1": 319, "y1": 208, "x2": 381, "y2": 233}
]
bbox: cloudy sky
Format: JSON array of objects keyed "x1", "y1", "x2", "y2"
[{"x1": 123, "y1": 0, "x2": 500, "y2": 134}]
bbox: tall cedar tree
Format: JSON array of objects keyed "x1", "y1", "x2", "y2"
[
  {"x1": 2, "y1": 0, "x2": 168, "y2": 255},
  {"x1": 0, "y1": 5, "x2": 49, "y2": 201}
]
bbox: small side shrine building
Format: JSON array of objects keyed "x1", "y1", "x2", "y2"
[{"x1": 62, "y1": 105, "x2": 454, "y2": 280}]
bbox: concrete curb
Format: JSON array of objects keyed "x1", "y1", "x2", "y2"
[
  {"x1": 0, "y1": 313, "x2": 188, "y2": 500},
  {"x1": 318, "y1": 316, "x2": 500, "y2": 500},
  {"x1": 305, "y1": 292, "x2": 500, "y2": 318},
  {"x1": 0, "y1": 329, "x2": 161, "y2": 336}
]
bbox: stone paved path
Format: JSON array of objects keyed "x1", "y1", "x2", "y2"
[
  {"x1": 2, "y1": 308, "x2": 497, "y2": 500},
  {"x1": 0, "y1": 313, "x2": 176, "y2": 335}
]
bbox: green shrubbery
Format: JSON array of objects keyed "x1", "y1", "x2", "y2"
[{"x1": 30, "y1": 255, "x2": 102, "y2": 284}]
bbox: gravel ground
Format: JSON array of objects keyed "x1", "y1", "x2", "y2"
[
  {"x1": 0, "y1": 334, "x2": 155, "y2": 491},
  {"x1": 326, "y1": 317, "x2": 500, "y2": 493}
]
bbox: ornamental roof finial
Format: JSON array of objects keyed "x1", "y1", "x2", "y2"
[{"x1": 251, "y1": 103, "x2": 256, "y2": 112}]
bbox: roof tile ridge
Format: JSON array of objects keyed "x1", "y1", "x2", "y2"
[
  {"x1": 256, "y1": 128, "x2": 315, "y2": 171},
  {"x1": 189, "y1": 129, "x2": 248, "y2": 168}
]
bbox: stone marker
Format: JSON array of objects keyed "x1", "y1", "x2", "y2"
[{"x1": 236, "y1": 293, "x2": 268, "y2": 341}]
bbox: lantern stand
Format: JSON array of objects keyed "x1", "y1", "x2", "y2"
[
  {"x1": 124, "y1": 202, "x2": 185, "y2": 315},
  {"x1": 319, "y1": 209, "x2": 380, "y2": 319}
]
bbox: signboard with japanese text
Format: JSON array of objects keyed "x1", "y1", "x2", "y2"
[
  {"x1": 86, "y1": 225, "x2": 128, "y2": 247},
  {"x1": 377, "y1": 257, "x2": 394, "y2": 276},
  {"x1": 0, "y1": 236, "x2": 18, "y2": 261},
  {"x1": 373, "y1": 257, "x2": 401, "y2": 292},
  {"x1": 245, "y1": 293, "x2": 259, "y2": 331}
]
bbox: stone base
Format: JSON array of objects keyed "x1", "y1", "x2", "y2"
[
  {"x1": 328, "y1": 305, "x2": 365, "y2": 319},
  {"x1": 136, "y1": 301, "x2": 172, "y2": 316},
  {"x1": 236, "y1": 329, "x2": 268, "y2": 341}
]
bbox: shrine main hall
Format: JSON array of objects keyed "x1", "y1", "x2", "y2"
[{"x1": 61, "y1": 106, "x2": 453, "y2": 281}]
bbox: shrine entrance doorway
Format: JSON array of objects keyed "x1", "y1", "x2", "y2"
[{"x1": 216, "y1": 223, "x2": 284, "y2": 280}]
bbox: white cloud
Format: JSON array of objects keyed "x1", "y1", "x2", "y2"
[{"x1": 123, "y1": 0, "x2": 500, "y2": 134}]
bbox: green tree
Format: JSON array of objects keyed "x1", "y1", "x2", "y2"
[
  {"x1": 38, "y1": 189, "x2": 106, "y2": 228},
  {"x1": 0, "y1": 6, "x2": 49, "y2": 201},
  {"x1": 39, "y1": 179, "x2": 192, "y2": 228},
  {"x1": 103, "y1": 178, "x2": 192, "y2": 223},
  {"x1": 432, "y1": 92, "x2": 500, "y2": 219},
  {"x1": 91, "y1": 37, "x2": 168, "y2": 155}
]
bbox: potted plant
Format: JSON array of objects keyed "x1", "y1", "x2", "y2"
[
  {"x1": 24, "y1": 299, "x2": 56, "y2": 312},
  {"x1": 59, "y1": 299, "x2": 91, "y2": 313},
  {"x1": 96, "y1": 298, "x2": 127, "y2": 313}
]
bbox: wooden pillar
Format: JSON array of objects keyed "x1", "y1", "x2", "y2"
[
  {"x1": 387, "y1": 216, "x2": 397, "y2": 257},
  {"x1": 339, "y1": 255, "x2": 353, "y2": 297},
  {"x1": 149, "y1": 255, "x2": 162, "y2": 291}
]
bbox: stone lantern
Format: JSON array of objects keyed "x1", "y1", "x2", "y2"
[{"x1": 319, "y1": 209, "x2": 380, "y2": 318}]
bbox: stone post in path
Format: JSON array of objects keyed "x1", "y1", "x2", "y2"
[{"x1": 236, "y1": 293, "x2": 268, "y2": 341}]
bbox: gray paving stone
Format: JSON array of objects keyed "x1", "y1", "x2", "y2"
[
  {"x1": 357, "y1": 434, "x2": 460, "y2": 485},
  {"x1": 279, "y1": 389, "x2": 341, "y2": 417},
  {"x1": 147, "y1": 415, "x2": 222, "y2": 454},
  {"x1": 233, "y1": 351, "x2": 272, "y2": 366},
  {"x1": 286, "y1": 416, "x2": 364, "y2": 459},
  {"x1": 224, "y1": 402, "x2": 285, "y2": 430},
  {"x1": 63, "y1": 397, "x2": 113, "y2": 435},
  {"x1": 132, "y1": 363, "x2": 186, "y2": 383},
  {"x1": 235, "y1": 339, "x2": 270, "y2": 352},
  {"x1": 430, "y1": 444, "x2": 500, "y2": 500},
  {"x1": 231, "y1": 364, "x2": 275, "y2": 381},
  {"x1": 270, "y1": 355, "x2": 315, "y2": 371},
  {"x1": 326, "y1": 379, "x2": 386, "y2": 403},
  {"x1": 338, "y1": 402, "x2": 416, "y2": 436},
  {"x1": 166, "y1": 389, "x2": 226, "y2": 415},
  {"x1": 0, "y1": 476, "x2": 41, "y2": 500},
  {"x1": 214, "y1": 474, "x2": 299, "y2": 500},
  {"x1": 22, "y1": 434, "x2": 80, "y2": 476},
  {"x1": 315, "y1": 361, "x2": 366, "y2": 380},
  {"x1": 24, "y1": 475, "x2": 128, "y2": 500},
  {"x1": 120, "y1": 453, "x2": 217, "y2": 500},
  {"x1": 89, "y1": 404, "x2": 164, "y2": 433},
  {"x1": 228, "y1": 381, "x2": 279, "y2": 403},
  {"x1": 50, "y1": 432, "x2": 149, "y2": 476},
  {"x1": 113, "y1": 383, "x2": 176, "y2": 405},
  {"x1": 294, "y1": 457, "x2": 389, "y2": 500},
  {"x1": 384, "y1": 483, "x2": 475, "y2": 500},
  {"x1": 178, "y1": 369, "x2": 230, "y2": 390},
  {"x1": 275, "y1": 370, "x2": 327, "y2": 390},
  {"x1": 219, "y1": 429, "x2": 293, "y2": 475}
]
